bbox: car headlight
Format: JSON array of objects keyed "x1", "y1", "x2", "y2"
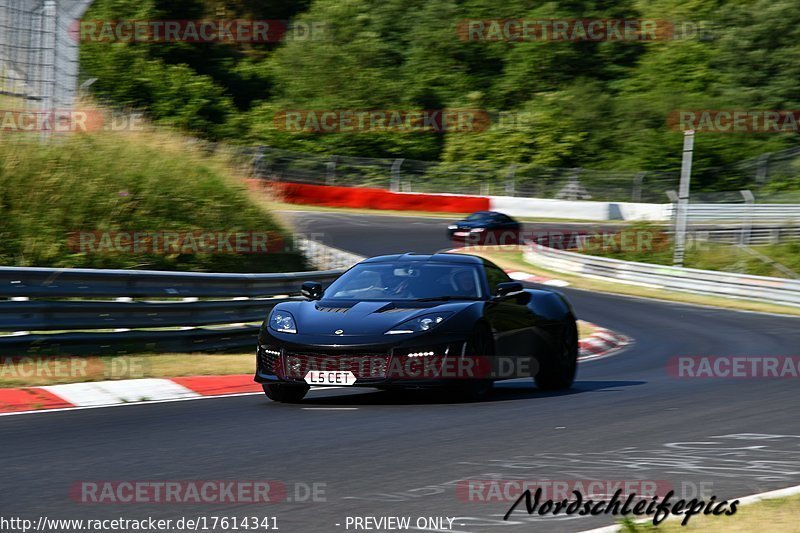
[
  {"x1": 385, "y1": 312, "x2": 453, "y2": 335},
  {"x1": 448, "y1": 225, "x2": 458, "y2": 230},
  {"x1": 269, "y1": 310, "x2": 297, "y2": 333}
]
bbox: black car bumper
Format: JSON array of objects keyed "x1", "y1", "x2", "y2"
[{"x1": 254, "y1": 330, "x2": 478, "y2": 388}]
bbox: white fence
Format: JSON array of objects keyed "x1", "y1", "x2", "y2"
[{"x1": 489, "y1": 196, "x2": 800, "y2": 222}]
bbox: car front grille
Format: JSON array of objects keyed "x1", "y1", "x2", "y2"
[
  {"x1": 258, "y1": 346, "x2": 281, "y2": 375},
  {"x1": 281, "y1": 351, "x2": 390, "y2": 380}
]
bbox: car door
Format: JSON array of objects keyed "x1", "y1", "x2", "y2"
[{"x1": 482, "y1": 263, "x2": 536, "y2": 377}]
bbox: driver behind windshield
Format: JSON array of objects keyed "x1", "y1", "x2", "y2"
[{"x1": 451, "y1": 268, "x2": 478, "y2": 297}]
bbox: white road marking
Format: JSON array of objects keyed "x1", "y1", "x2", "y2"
[{"x1": 301, "y1": 407, "x2": 358, "y2": 410}]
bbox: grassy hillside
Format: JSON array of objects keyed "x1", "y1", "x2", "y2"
[{"x1": 0, "y1": 130, "x2": 306, "y2": 272}]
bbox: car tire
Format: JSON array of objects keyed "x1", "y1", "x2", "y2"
[
  {"x1": 454, "y1": 324, "x2": 494, "y2": 402},
  {"x1": 534, "y1": 319, "x2": 578, "y2": 390},
  {"x1": 262, "y1": 383, "x2": 309, "y2": 403}
]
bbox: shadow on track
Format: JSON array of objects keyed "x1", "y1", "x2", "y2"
[{"x1": 263, "y1": 380, "x2": 646, "y2": 407}]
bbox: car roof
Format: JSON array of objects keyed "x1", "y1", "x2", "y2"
[{"x1": 361, "y1": 252, "x2": 484, "y2": 265}]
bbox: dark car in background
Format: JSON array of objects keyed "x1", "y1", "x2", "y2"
[
  {"x1": 448, "y1": 211, "x2": 522, "y2": 245},
  {"x1": 255, "y1": 253, "x2": 578, "y2": 403}
]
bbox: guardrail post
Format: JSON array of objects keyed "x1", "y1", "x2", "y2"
[
  {"x1": 251, "y1": 146, "x2": 267, "y2": 178},
  {"x1": 666, "y1": 190, "x2": 679, "y2": 222},
  {"x1": 673, "y1": 130, "x2": 695, "y2": 267},
  {"x1": 755, "y1": 153, "x2": 770, "y2": 186},
  {"x1": 505, "y1": 165, "x2": 517, "y2": 197},
  {"x1": 326, "y1": 156, "x2": 337, "y2": 185},
  {"x1": 632, "y1": 172, "x2": 646, "y2": 202},
  {"x1": 390, "y1": 158, "x2": 404, "y2": 192},
  {"x1": 740, "y1": 189, "x2": 755, "y2": 245},
  {"x1": 555, "y1": 168, "x2": 590, "y2": 200}
]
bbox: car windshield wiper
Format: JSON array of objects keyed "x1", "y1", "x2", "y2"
[{"x1": 413, "y1": 296, "x2": 483, "y2": 302}]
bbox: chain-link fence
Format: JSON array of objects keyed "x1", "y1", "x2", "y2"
[
  {"x1": 252, "y1": 145, "x2": 800, "y2": 203},
  {"x1": 250, "y1": 145, "x2": 681, "y2": 201},
  {"x1": 0, "y1": 0, "x2": 92, "y2": 115}
]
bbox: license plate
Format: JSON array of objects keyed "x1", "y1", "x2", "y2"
[{"x1": 304, "y1": 370, "x2": 357, "y2": 386}]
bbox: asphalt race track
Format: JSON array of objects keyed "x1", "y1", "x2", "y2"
[
  {"x1": 2, "y1": 211, "x2": 800, "y2": 532},
  {"x1": 285, "y1": 211, "x2": 622, "y2": 256}
]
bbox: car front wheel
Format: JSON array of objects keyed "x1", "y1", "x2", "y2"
[{"x1": 534, "y1": 320, "x2": 578, "y2": 390}]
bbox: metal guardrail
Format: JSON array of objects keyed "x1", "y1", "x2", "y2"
[
  {"x1": 0, "y1": 265, "x2": 341, "y2": 298},
  {"x1": 0, "y1": 297, "x2": 291, "y2": 331},
  {"x1": 0, "y1": 327, "x2": 264, "y2": 355},
  {"x1": 698, "y1": 226, "x2": 800, "y2": 245},
  {"x1": 0, "y1": 264, "x2": 345, "y2": 355},
  {"x1": 671, "y1": 204, "x2": 800, "y2": 222},
  {"x1": 523, "y1": 244, "x2": 800, "y2": 307}
]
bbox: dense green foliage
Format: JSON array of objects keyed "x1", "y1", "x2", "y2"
[
  {"x1": 0, "y1": 133, "x2": 306, "y2": 272},
  {"x1": 81, "y1": 0, "x2": 800, "y2": 187}
]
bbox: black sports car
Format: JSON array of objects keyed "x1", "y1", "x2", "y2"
[
  {"x1": 448, "y1": 211, "x2": 522, "y2": 245},
  {"x1": 255, "y1": 253, "x2": 578, "y2": 402}
]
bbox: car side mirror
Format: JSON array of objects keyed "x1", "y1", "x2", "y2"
[
  {"x1": 301, "y1": 281, "x2": 324, "y2": 300},
  {"x1": 495, "y1": 281, "x2": 523, "y2": 298}
]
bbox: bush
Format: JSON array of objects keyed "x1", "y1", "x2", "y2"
[{"x1": 0, "y1": 131, "x2": 307, "y2": 273}]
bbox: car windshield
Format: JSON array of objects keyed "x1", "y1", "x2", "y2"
[
  {"x1": 324, "y1": 262, "x2": 485, "y2": 301},
  {"x1": 466, "y1": 212, "x2": 491, "y2": 221}
]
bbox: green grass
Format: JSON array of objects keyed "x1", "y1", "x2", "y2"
[
  {"x1": 618, "y1": 494, "x2": 800, "y2": 532},
  {"x1": 0, "y1": 95, "x2": 26, "y2": 110},
  {"x1": 0, "y1": 130, "x2": 307, "y2": 272}
]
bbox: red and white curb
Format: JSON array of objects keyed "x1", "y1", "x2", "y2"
[
  {"x1": 0, "y1": 375, "x2": 261, "y2": 415},
  {"x1": 506, "y1": 270, "x2": 570, "y2": 287},
  {"x1": 0, "y1": 326, "x2": 629, "y2": 415},
  {"x1": 579, "y1": 324, "x2": 631, "y2": 361}
]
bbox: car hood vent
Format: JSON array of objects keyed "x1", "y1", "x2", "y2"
[
  {"x1": 315, "y1": 305, "x2": 351, "y2": 313},
  {"x1": 378, "y1": 307, "x2": 418, "y2": 313}
]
